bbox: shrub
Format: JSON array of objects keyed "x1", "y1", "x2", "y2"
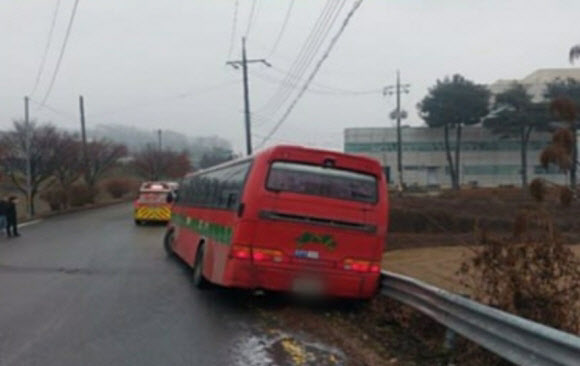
[
  {"x1": 529, "y1": 178, "x2": 546, "y2": 202},
  {"x1": 105, "y1": 179, "x2": 131, "y2": 199},
  {"x1": 553, "y1": 128, "x2": 575, "y2": 155},
  {"x1": 560, "y1": 187, "x2": 574, "y2": 207},
  {"x1": 40, "y1": 189, "x2": 67, "y2": 211},
  {"x1": 69, "y1": 185, "x2": 98, "y2": 207},
  {"x1": 459, "y1": 212, "x2": 580, "y2": 335}
]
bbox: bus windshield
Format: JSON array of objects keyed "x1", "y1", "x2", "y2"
[{"x1": 266, "y1": 161, "x2": 378, "y2": 203}]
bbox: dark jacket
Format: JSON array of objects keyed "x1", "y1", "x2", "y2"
[
  {"x1": 6, "y1": 201, "x2": 16, "y2": 220},
  {"x1": 0, "y1": 201, "x2": 7, "y2": 216}
]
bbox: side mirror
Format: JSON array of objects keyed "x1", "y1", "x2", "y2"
[{"x1": 166, "y1": 193, "x2": 174, "y2": 204}]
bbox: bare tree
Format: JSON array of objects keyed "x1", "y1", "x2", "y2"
[
  {"x1": 133, "y1": 144, "x2": 191, "y2": 180},
  {"x1": 83, "y1": 139, "x2": 127, "y2": 188},
  {"x1": 53, "y1": 132, "x2": 83, "y2": 192},
  {"x1": 0, "y1": 120, "x2": 60, "y2": 215},
  {"x1": 569, "y1": 44, "x2": 580, "y2": 64}
]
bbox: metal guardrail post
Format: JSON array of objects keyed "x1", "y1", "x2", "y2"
[{"x1": 380, "y1": 271, "x2": 580, "y2": 366}]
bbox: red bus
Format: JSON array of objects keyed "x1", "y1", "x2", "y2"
[{"x1": 164, "y1": 145, "x2": 388, "y2": 298}]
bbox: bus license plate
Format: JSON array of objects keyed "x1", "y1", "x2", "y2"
[
  {"x1": 292, "y1": 278, "x2": 323, "y2": 295},
  {"x1": 294, "y1": 250, "x2": 319, "y2": 259}
]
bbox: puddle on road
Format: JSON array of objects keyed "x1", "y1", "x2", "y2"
[{"x1": 230, "y1": 328, "x2": 345, "y2": 366}]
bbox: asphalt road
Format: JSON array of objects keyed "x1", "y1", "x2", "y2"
[{"x1": 0, "y1": 204, "x2": 273, "y2": 366}]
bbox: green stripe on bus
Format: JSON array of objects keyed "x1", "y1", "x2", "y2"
[{"x1": 172, "y1": 213, "x2": 233, "y2": 245}]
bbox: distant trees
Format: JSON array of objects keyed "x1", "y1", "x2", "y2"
[
  {"x1": 418, "y1": 75, "x2": 490, "y2": 189},
  {"x1": 0, "y1": 121, "x2": 60, "y2": 214},
  {"x1": 570, "y1": 44, "x2": 580, "y2": 64},
  {"x1": 83, "y1": 140, "x2": 127, "y2": 188},
  {"x1": 133, "y1": 144, "x2": 191, "y2": 180},
  {"x1": 543, "y1": 79, "x2": 580, "y2": 189},
  {"x1": 199, "y1": 148, "x2": 234, "y2": 169},
  {"x1": 53, "y1": 131, "x2": 83, "y2": 193},
  {"x1": 483, "y1": 82, "x2": 549, "y2": 187},
  {"x1": 0, "y1": 121, "x2": 128, "y2": 215}
]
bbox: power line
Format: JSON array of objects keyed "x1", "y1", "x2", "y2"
[
  {"x1": 31, "y1": 0, "x2": 62, "y2": 97},
  {"x1": 244, "y1": 0, "x2": 259, "y2": 39},
  {"x1": 251, "y1": 69, "x2": 382, "y2": 96},
  {"x1": 268, "y1": 0, "x2": 296, "y2": 57},
  {"x1": 226, "y1": 0, "x2": 240, "y2": 59},
  {"x1": 259, "y1": 0, "x2": 335, "y2": 113},
  {"x1": 38, "y1": 0, "x2": 80, "y2": 109},
  {"x1": 28, "y1": 98, "x2": 79, "y2": 128},
  {"x1": 259, "y1": 0, "x2": 346, "y2": 116},
  {"x1": 257, "y1": 0, "x2": 365, "y2": 148},
  {"x1": 89, "y1": 79, "x2": 241, "y2": 118}
]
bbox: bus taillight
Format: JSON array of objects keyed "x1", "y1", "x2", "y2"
[
  {"x1": 343, "y1": 259, "x2": 381, "y2": 273},
  {"x1": 252, "y1": 248, "x2": 285, "y2": 263},
  {"x1": 231, "y1": 245, "x2": 251, "y2": 259},
  {"x1": 231, "y1": 246, "x2": 285, "y2": 263}
]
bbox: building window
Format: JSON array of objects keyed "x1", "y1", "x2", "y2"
[{"x1": 344, "y1": 140, "x2": 550, "y2": 154}]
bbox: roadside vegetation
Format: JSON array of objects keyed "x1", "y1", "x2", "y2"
[{"x1": 0, "y1": 121, "x2": 224, "y2": 219}]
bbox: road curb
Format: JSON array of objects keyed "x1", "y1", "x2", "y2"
[{"x1": 20, "y1": 197, "x2": 135, "y2": 224}]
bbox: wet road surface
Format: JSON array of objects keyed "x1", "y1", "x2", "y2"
[{"x1": 0, "y1": 204, "x2": 274, "y2": 366}]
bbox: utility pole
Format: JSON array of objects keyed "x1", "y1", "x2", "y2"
[
  {"x1": 79, "y1": 96, "x2": 88, "y2": 176},
  {"x1": 383, "y1": 70, "x2": 410, "y2": 192},
  {"x1": 226, "y1": 37, "x2": 271, "y2": 155},
  {"x1": 156, "y1": 129, "x2": 162, "y2": 181},
  {"x1": 157, "y1": 129, "x2": 162, "y2": 151},
  {"x1": 24, "y1": 96, "x2": 33, "y2": 217}
]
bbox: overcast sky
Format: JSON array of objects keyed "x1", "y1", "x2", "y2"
[{"x1": 1, "y1": 0, "x2": 578, "y2": 153}]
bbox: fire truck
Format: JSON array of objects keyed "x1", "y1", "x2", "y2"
[{"x1": 134, "y1": 181, "x2": 178, "y2": 225}]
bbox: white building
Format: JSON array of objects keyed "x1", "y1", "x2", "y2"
[
  {"x1": 344, "y1": 126, "x2": 565, "y2": 188},
  {"x1": 344, "y1": 68, "x2": 580, "y2": 188}
]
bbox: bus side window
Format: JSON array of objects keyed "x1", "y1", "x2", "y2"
[
  {"x1": 189, "y1": 177, "x2": 199, "y2": 205},
  {"x1": 209, "y1": 178, "x2": 220, "y2": 206},
  {"x1": 216, "y1": 180, "x2": 226, "y2": 208},
  {"x1": 226, "y1": 191, "x2": 238, "y2": 209}
]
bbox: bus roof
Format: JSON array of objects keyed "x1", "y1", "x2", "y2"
[{"x1": 183, "y1": 144, "x2": 383, "y2": 178}]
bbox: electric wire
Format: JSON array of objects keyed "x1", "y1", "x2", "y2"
[
  {"x1": 259, "y1": 0, "x2": 346, "y2": 116},
  {"x1": 268, "y1": 0, "x2": 296, "y2": 57},
  {"x1": 30, "y1": 0, "x2": 62, "y2": 97},
  {"x1": 226, "y1": 0, "x2": 240, "y2": 59},
  {"x1": 257, "y1": 0, "x2": 365, "y2": 148},
  {"x1": 250, "y1": 70, "x2": 381, "y2": 96},
  {"x1": 244, "y1": 0, "x2": 259, "y2": 39},
  {"x1": 38, "y1": 0, "x2": 81, "y2": 109},
  {"x1": 259, "y1": 0, "x2": 335, "y2": 113},
  {"x1": 89, "y1": 79, "x2": 240, "y2": 118}
]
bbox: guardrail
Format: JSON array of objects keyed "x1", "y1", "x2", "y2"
[{"x1": 381, "y1": 271, "x2": 580, "y2": 366}]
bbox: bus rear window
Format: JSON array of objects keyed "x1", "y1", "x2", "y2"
[
  {"x1": 138, "y1": 192, "x2": 168, "y2": 204},
  {"x1": 266, "y1": 161, "x2": 378, "y2": 203}
]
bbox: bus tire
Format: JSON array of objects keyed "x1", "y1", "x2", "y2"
[
  {"x1": 163, "y1": 229, "x2": 176, "y2": 257},
  {"x1": 135, "y1": 219, "x2": 142, "y2": 225},
  {"x1": 192, "y1": 243, "x2": 210, "y2": 289}
]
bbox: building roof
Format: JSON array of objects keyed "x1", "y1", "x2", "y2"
[{"x1": 489, "y1": 68, "x2": 580, "y2": 102}]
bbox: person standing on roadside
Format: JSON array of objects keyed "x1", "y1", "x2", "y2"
[
  {"x1": 6, "y1": 196, "x2": 19, "y2": 238},
  {"x1": 0, "y1": 197, "x2": 7, "y2": 236}
]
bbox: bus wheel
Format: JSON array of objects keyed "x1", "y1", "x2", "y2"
[
  {"x1": 192, "y1": 244, "x2": 209, "y2": 289},
  {"x1": 163, "y1": 229, "x2": 176, "y2": 257},
  {"x1": 135, "y1": 219, "x2": 142, "y2": 225}
]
